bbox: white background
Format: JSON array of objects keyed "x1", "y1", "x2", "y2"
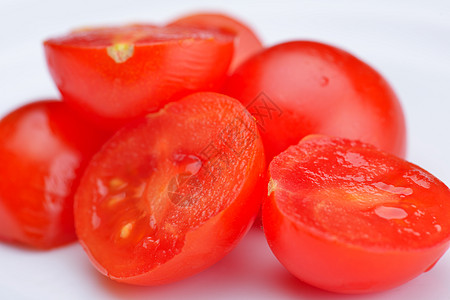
[{"x1": 1, "y1": 0, "x2": 450, "y2": 299}]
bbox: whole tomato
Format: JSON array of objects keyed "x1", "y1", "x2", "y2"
[
  {"x1": 224, "y1": 41, "x2": 407, "y2": 161},
  {"x1": 0, "y1": 100, "x2": 108, "y2": 249}
]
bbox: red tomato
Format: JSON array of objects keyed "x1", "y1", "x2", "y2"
[
  {"x1": 0, "y1": 100, "x2": 108, "y2": 249},
  {"x1": 74, "y1": 92, "x2": 265, "y2": 285},
  {"x1": 263, "y1": 135, "x2": 450, "y2": 293},
  {"x1": 224, "y1": 41, "x2": 407, "y2": 161},
  {"x1": 44, "y1": 24, "x2": 234, "y2": 130},
  {"x1": 169, "y1": 12, "x2": 263, "y2": 72}
]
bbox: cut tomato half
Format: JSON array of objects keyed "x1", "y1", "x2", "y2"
[
  {"x1": 44, "y1": 24, "x2": 235, "y2": 130},
  {"x1": 263, "y1": 135, "x2": 450, "y2": 293},
  {"x1": 74, "y1": 92, "x2": 265, "y2": 285}
]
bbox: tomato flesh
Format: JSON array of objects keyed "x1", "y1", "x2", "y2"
[
  {"x1": 224, "y1": 41, "x2": 407, "y2": 160},
  {"x1": 44, "y1": 25, "x2": 235, "y2": 130},
  {"x1": 0, "y1": 100, "x2": 108, "y2": 249},
  {"x1": 169, "y1": 12, "x2": 263, "y2": 72},
  {"x1": 263, "y1": 135, "x2": 450, "y2": 293},
  {"x1": 74, "y1": 92, "x2": 265, "y2": 285}
]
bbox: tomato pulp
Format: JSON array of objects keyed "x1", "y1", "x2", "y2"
[
  {"x1": 44, "y1": 24, "x2": 235, "y2": 130},
  {"x1": 0, "y1": 100, "x2": 108, "y2": 249},
  {"x1": 224, "y1": 41, "x2": 407, "y2": 161},
  {"x1": 263, "y1": 135, "x2": 450, "y2": 293},
  {"x1": 74, "y1": 92, "x2": 265, "y2": 285}
]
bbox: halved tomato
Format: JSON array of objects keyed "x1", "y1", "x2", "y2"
[
  {"x1": 44, "y1": 24, "x2": 234, "y2": 130},
  {"x1": 74, "y1": 92, "x2": 265, "y2": 285},
  {"x1": 263, "y1": 135, "x2": 450, "y2": 293},
  {"x1": 0, "y1": 100, "x2": 108, "y2": 249},
  {"x1": 169, "y1": 12, "x2": 263, "y2": 72}
]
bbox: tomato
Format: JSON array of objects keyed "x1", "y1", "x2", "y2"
[
  {"x1": 74, "y1": 92, "x2": 265, "y2": 285},
  {"x1": 168, "y1": 12, "x2": 263, "y2": 72},
  {"x1": 44, "y1": 24, "x2": 234, "y2": 130},
  {"x1": 0, "y1": 100, "x2": 108, "y2": 249},
  {"x1": 224, "y1": 41, "x2": 407, "y2": 161},
  {"x1": 263, "y1": 135, "x2": 450, "y2": 293}
]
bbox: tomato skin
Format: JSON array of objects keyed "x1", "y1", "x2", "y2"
[
  {"x1": 264, "y1": 194, "x2": 450, "y2": 293},
  {"x1": 74, "y1": 92, "x2": 265, "y2": 285},
  {"x1": 0, "y1": 100, "x2": 108, "y2": 249},
  {"x1": 263, "y1": 135, "x2": 450, "y2": 293},
  {"x1": 224, "y1": 41, "x2": 406, "y2": 161},
  {"x1": 168, "y1": 12, "x2": 263, "y2": 72},
  {"x1": 44, "y1": 25, "x2": 234, "y2": 130}
]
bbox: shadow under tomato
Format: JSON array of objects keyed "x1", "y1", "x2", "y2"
[
  {"x1": 89, "y1": 228, "x2": 400, "y2": 300},
  {"x1": 93, "y1": 228, "x2": 277, "y2": 299}
]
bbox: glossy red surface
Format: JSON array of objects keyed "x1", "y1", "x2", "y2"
[
  {"x1": 224, "y1": 41, "x2": 407, "y2": 161},
  {"x1": 74, "y1": 92, "x2": 265, "y2": 285},
  {"x1": 0, "y1": 100, "x2": 108, "y2": 249},
  {"x1": 169, "y1": 12, "x2": 263, "y2": 72},
  {"x1": 44, "y1": 25, "x2": 234, "y2": 130},
  {"x1": 263, "y1": 136, "x2": 450, "y2": 293}
]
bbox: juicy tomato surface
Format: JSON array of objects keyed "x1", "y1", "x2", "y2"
[
  {"x1": 224, "y1": 41, "x2": 407, "y2": 161},
  {"x1": 74, "y1": 92, "x2": 265, "y2": 285},
  {"x1": 169, "y1": 12, "x2": 263, "y2": 72},
  {"x1": 263, "y1": 135, "x2": 450, "y2": 293},
  {"x1": 0, "y1": 100, "x2": 108, "y2": 249},
  {"x1": 44, "y1": 24, "x2": 234, "y2": 130}
]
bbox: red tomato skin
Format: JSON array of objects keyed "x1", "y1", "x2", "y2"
[
  {"x1": 224, "y1": 41, "x2": 406, "y2": 160},
  {"x1": 0, "y1": 100, "x2": 108, "y2": 249},
  {"x1": 264, "y1": 194, "x2": 450, "y2": 293},
  {"x1": 168, "y1": 12, "x2": 263, "y2": 72},
  {"x1": 74, "y1": 92, "x2": 265, "y2": 285},
  {"x1": 262, "y1": 136, "x2": 450, "y2": 293},
  {"x1": 44, "y1": 26, "x2": 234, "y2": 130}
]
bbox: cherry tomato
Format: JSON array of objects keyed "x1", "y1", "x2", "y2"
[
  {"x1": 169, "y1": 12, "x2": 263, "y2": 72},
  {"x1": 263, "y1": 135, "x2": 450, "y2": 293},
  {"x1": 44, "y1": 24, "x2": 234, "y2": 130},
  {"x1": 74, "y1": 92, "x2": 265, "y2": 285},
  {"x1": 224, "y1": 41, "x2": 407, "y2": 161},
  {"x1": 0, "y1": 100, "x2": 108, "y2": 249}
]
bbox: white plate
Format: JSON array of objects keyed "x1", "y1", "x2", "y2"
[{"x1": 1, "y1": 1, "x2": 450, "y2": 299}]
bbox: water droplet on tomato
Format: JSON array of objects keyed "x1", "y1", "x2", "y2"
[
  {"x1": 319, "y1": 76, "x2": 329, "y2": 87},
  {"x1": 372, "y1": 182, "x2": 413, "y2": 196},
  {"x1": 344, "y1": 151, "x2": 368, "y2": 167},
  {"x1": 374, "y1": 205, "x2": 408, "y2": 220},
  {"x1": 173, "y1": 153, "x2": 202, "y2": 175},
  {"x1": 414, "y1": 209, "x2": 425, "y2": 217},
  {"x1": 403, "y1": 227, "x2": 421, "y2": 237},
  {"x1": 167, "y1": 154, "x2": 203, "y2": 207},
  {"x1": 141, "y1": 236, "x2": 160, "y2": 249}
]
